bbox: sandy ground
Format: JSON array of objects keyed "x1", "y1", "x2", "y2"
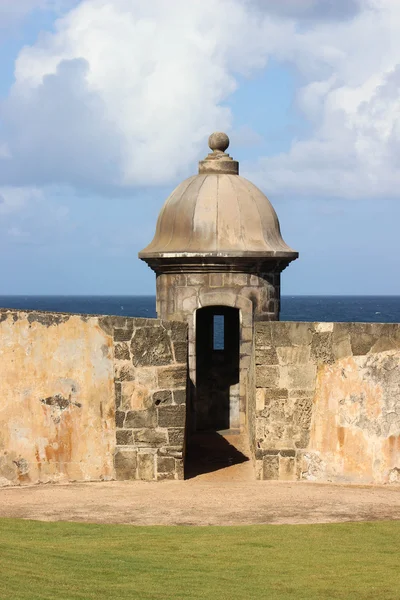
[
  {"x1": 0, "y1": 479, "x2": 399, "y2": 526},
  {"x1": 1, "y1": 434, "x2": 399, "y2": 526}
]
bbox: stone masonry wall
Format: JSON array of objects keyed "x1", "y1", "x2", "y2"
[
  {"x1": 254, "y1": 321, "x2": 400, "y2": 484},
  {"x1": 156, "y1": 271, "x2": 281, "y2": 324},
  {"x1": 0, "y1": 310, "x2": 187, "y2": 486},
  {"x1": 108, "y1": 316, "x2": 187, "y2": 481},
  {"x1": 156, "y1": 270, "x2": 279, "y2": 432}
]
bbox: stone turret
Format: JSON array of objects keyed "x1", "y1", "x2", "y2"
[{"x1": 139, "y1": 133, "x2": 297, "y2": 433}]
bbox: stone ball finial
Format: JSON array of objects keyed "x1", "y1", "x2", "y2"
[{"x1": 208, "y1": 132, "x2": 230, "y2": 153}]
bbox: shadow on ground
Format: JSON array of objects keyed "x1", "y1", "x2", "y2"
[{"x1": 185, "y1": 431, "x2": 249, "y2": 479}]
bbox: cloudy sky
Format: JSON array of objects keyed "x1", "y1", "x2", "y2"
[{"x1": 0, "y1": 0, "x2": 399, "y2": 295}]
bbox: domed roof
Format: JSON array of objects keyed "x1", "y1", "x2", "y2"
[{"x1": 139, "y1": 133, "x2": 297, "y2": 261}]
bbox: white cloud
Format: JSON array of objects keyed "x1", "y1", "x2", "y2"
[
  {"x1": 1, "y1": 0, "x2": 400, "y2": 199},
  {"x1": 246, "y1": 0, "x2": 400, "y2": 199},
  {"x1": 0, "y1": 0, "x2": 290, "y2": 190}
]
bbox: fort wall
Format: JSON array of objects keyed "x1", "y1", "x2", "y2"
[
  {"x1": 254, "y1": 321, "x2": 400, "y2": 484},
  {"x1": 0, "y1": 310, "x2": 187, "y2": 487},
  {"x1": 1, "y1": 309, "x2": 399, "y2": 486}
]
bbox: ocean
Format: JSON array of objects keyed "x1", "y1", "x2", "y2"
[{"x1": 0, "y1": 295, "x2": 400, "y2": 323}]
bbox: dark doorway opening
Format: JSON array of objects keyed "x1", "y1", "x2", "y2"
[
  {"x1": 195, "y1": 305, "x2": 239, "y2": 431},
  {"x1": 186, "y1": 306, "x2": 248, "y2": 478}
]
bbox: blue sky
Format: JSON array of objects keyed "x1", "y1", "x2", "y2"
[{"x1": 0, "y1": 0, "x2": 399, "y2": 296}]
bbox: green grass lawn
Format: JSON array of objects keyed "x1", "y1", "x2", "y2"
[{"x1": 0, "y1": 519, "x2": 399, "y2": 600}]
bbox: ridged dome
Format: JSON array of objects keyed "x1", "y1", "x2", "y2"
[{"x1": 139, "y1": 133, "x2": 297, "y2": 260}]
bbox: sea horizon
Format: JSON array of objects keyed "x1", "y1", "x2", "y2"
[{"x1": 1, "y1": 294, "x2": 400, "y2": 323}]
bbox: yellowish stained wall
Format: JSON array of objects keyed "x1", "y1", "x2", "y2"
[
  {"x1": 310, "y1": 352, "x2": 400, "y2": 484},
  {"x1": 0, "y1": 311, "x2": 115, "y2": 486},
  {"x1": 255, "y1": 322, "x2": 400, "y2": 484}
]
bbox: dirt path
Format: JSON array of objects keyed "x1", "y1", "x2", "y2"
[{"x1": 0, "y1": 480, "x2": 399, "y2": 526}]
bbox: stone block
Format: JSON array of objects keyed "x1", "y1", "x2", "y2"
[
  {"x1": 349, "y1": 328, "x2": 377, "y2": 356},
  {"x1": 280, "y1": 365, "x2": 316, "y2": 390},
  {"x1": 163, "y1": 320, "x2": 188, "y2": 343},
  {"x1": 114, "y1": 342, "x2": 130, "y2": 360},
  {"x1": 241, "y1": 311, "x2": 253, "y2": 328},
  {"x1": 132, "y1": 318, "x2": 161, "y2": 328},
  {"x1": 232, "y1": 273, "x2": 249, "y2": 286},
  {"x1": 294, "y1": 429, "x2": 311, "y2": 449},
  {"x1": 134, "y1": 367, "x2": 158, "y2": 389},
  {"x1": 114, "y1": 362, "x2": 135, "y2": 382},
  {"x1": 370, "y1": 337, "x2": 400, "y2": 353},
  {"x1": 310, "y1": 332, "x2": 334, "y2": 364},
  {"x1": 240, "y1": 342, "x2": 253, "y2": 357},
  {"x1": 279, "y1": 449, "x2": 296, "y2": 457},
  {"x1": 262, "y1": 398, "x2": 286, "y2": 421},
  {"x1": 186, "y1": 273, "x2": 206, "y2": 286},
  {"x1": 168, "y1": 428, "x2": 185, "y2": 446},
  {"x1": 114, "y1": 449, "x2": 137, "y2": 480},
  {"x1": 256, "y1": 388, "x2": 265, "y2": 411},
  {"x1": 175, "y1": 458, "x2": 184, "y2": 480},
  {"x1": 256, "y1": 366, "x2": 279, "y2": 388},
  {"x1": 279, "y1": 456, "x2": 296, "y2": 481},
  {"x1": 121, "y1": 381, "x2": 152, "y2": 411},
  {"x1": 262, "y1": 455, "x2": 279, "y2": 480},
  {"x1": 116, "y1": 429, "x2": 133, "y2": 445},
  {"x1": 182, "y1": 296, "x2": 199, "y2": 313},
  {"x1": 125, "y1": 409, "x2": 157, "y2": 428},
  {"x1": 316, "y1": 322, "x2": 334, "y2": 333},
  {"x1": 158, "y1": 447, "x2": 183, "y2": 459},
  {"x1": 276, "y1": 346, "x2": 310, "y2": 365},
  {"x1": 293, "y1": 397, "x2": 313, "y2": 430},
  {"x1": 241, "y1": 327, "x2": 253, "y2": 342},
  {"x1": 272, "y1": 322, "x2": 314, "y2": 347},
  {"x1": 153, "y1": 390, "x2": 173, "y2": 406},
  {"x1": 209, "y1": 273, "x2": 223, "y2": 287},
  {"x1": 288, "y1": 389, "x2": 312, "y2": 398},
  {"x1": 158, "y1": 366, "x2": 187, "y2": 389},
  {"x1": 158, "y1": 405, "x2": 186, "y2": 428},
  {"x1": 255, "y1": 347, "x2": 278, "y2": 365},
  {"x1": 115, "y1": 382, "x2": 121, "y2": 409},
  {"x1": 137, "y1": 452, "x2": 155, "y2": 480},
  {"x1": 131, "y1": 327, "x2": 173, "y2": 366},
  {"x1": 332, "y1": 324, "x2": 352, "y2": 360},
  {"x1": 173, "y1": 389, "x2": 186, "y2": 405},
  {"x1": 132, "y1": 428, "x2": 168, "y2": 446},
  {"x1": 240, "y1": 355, "x2": 251, "y2": 369},
  {"x1": 202, "y1": 291, "x2": 236, "y2": 308},
  {"x1": 157, "y1": 472, "x2": 175, "y2": 481},
  {"x1": 255, "y1": 324, "x2": 273, "y2": 347},
  {"x1": 114, "y1": 324, "x2": 134, "y2": 342},
  {"x1": 173, "y1": 342, "x2": 187, "y2": 363},
  {"x1": 265, "y1": 388, "x2": 288, "y2": 400},
  {"x1": 98, "y1": 315, "x2": 125, "y2": 335},
  {"x1": 255, "y1": 459, "x2": 263, "y2": 480},
  {"x1": 157, "y1": 456, "x2": 175, "y2": 473},
  {"x1": 115, "y1": 410, "x2": 125, "y2": 428}
]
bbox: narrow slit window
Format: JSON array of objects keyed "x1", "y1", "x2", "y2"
[{"x1": 213, "y1": 315, "x2": 224, "y2": 350}]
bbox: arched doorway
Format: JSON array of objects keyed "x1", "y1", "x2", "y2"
[
  {"x1": 185, "y1": 305, "x2": 249, "y2": 478},
  {"x1": 194, "y1": 305, "x2": 240, "y2": 431}
]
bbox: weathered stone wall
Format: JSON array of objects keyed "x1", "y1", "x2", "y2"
[
  {"x1": 0, "y1": 309, "x2": 115, "y2": 486},
  {"x1": 156, "y1": 270, "x2": 279, "y2": 432},
  {"x1": 109, "y1": 317, "x2": 187, "y2": 481},
  {"x1": 156, "y1": 271, "x2": 281, "y2": 324},
  {"x1": 254, "y1": 321, "x2": 400, "y2": 484},
  {"x1": 246, "y1": 337, "x2": 256, "y2": 458},
  {"x1": 0, "y1": 310, "x2": 187, "y2": 486}
]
